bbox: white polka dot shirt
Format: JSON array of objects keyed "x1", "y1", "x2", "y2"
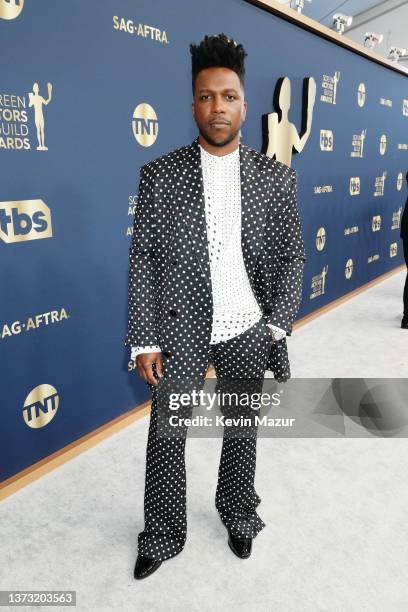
[{"x1": 131, "y1": 142, "x2": 285, "y2": 360}]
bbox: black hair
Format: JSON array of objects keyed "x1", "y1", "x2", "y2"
[{"x1": 189, "y1": 33, "x2": 247, "y2": 95}]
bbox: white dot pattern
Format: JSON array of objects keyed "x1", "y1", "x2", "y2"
[
  {"x1": 124, "y1": 137, "x2": 306, "y2": 560},
  {"x1": 199, "y1": 143, "x2": 264, "y2": 342},
  {"x1": 125, "y1": 136, "x2": 306, "y2": 382},
  {"x1": 138, "y1": 317, "x2": 274, "y2": 561}
]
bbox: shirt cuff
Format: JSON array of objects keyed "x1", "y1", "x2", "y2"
[
  {"x1": 265, "y1": 324, "x2": 286, "y2": 341},
  {"x1": 131, "y1": 345, "x2": 161, "y2": 361}
]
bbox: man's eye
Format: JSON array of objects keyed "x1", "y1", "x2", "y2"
[
  {"x1": 226, "y1": 95, "x2": 236, "y2": 100},
  {"x1": 200, "y1": 95, "x2": 210, "y2": 100}
]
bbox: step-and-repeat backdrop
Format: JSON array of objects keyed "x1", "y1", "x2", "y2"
[{"x1": 1, "y1": 0, "x2": 406, "y2": 481}]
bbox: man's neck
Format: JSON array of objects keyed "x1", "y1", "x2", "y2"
[{"x1": 198, "y1": 134, "x2": 240, "y2": 157}]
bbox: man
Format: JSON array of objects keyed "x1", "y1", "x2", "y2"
[{"x1": 125, "y1": 33, "x2": 306, "y2": 579}]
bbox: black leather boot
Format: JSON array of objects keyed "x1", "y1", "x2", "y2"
[
  {"x1": 133, "y1": 554, "x2": 162, "y2": 579},
  {"x1": 401, "y1": 316, "x2": 408, "y2": 329},
  {"x1": 227, "y1": 528, "x2": 252, "y2": 559}
]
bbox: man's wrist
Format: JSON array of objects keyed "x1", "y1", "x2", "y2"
[{"x1": 131, "y1": 345, "x2": 161, "y2": 361}]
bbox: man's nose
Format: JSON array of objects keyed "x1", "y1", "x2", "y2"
[{"x1": 211, "y1": 95, "x2": 226, "y2": 113}]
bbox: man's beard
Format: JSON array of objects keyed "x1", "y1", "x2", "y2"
[{"x1": 198, "y1": 125, "x2": 240, "y2": 148}]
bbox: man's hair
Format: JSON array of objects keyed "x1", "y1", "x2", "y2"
[{"x1": 189, "y1": 33, "x2": 247, "y2": 95}]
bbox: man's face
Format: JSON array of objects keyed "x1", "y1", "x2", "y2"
[{"x1": 192, "y1": 67, "x2": 247, "y2": 148}]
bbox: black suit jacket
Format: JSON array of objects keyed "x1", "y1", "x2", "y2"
[{"x1": 125, "y1": 137, "x2": 306, "y2": 381}]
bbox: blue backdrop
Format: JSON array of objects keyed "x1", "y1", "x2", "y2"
[{"x1": 1, "y1": 0, "x2": 406, "y2": 482}]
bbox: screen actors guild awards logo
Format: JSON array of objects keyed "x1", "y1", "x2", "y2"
[
  {"x1": 132, "y1": 103, "x2": 159, "y2": 147},
  {"x1": 374, "y1": 172, "x2": 387, "y2": 197},
  {"x1": 0, "y1": 0, "x2": 24, "y2": 20},
  {"x1": 351, "y1": 130, "x2": 367, "y2": 157},
  {"x1": 320, "y1": 71, "x2": 340, "y2": 104},
  {"x1": 28, "y1": 82, "x2": 53, "y2": 150},
  {"x1": 391, "y1": 208, "x2": 402, "y2": 230},
  {"x1": 265, "y1": 76, "x2": 316, "y2": 166},
  {"x1": 310, "y1": 265, "x2": 328, "y2": 299},
  {"x1": 357, "y1": 83, "x2": 366, "y2": 107}
]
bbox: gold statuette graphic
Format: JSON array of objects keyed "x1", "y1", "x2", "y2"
[
  {"x1": 23, "y1": 384, "x2": 60, "y2": 428},
  {"x1": 265, "y1": 76, "x2": 316, "y2": 166},
  {"x1": 0, "y1": 0, "x2": 24, "y2": 20},
  {"x1": 28, "y1": 82, "x2": 53, "y2": 150}
]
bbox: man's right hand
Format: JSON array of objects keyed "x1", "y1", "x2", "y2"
[{"x1": 136, "y1": 352, "x2": 164, "y2": 386}]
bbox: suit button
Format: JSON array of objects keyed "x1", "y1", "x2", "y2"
[
  {"x1": 264, "y1": 307, "x2": 272, "y2": 315},
  {"x1": 163, "y1": 350, "x2": 172, "y2": 358},
  {"x1": 169, "y1": 309, "x2": 177, "y2": 317}
]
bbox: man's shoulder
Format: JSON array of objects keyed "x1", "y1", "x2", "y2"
[
  {"x1": 141, "y1": 142, "x2": 194, "y2": 176},
  {"x1": 241, "y1": 143, "x2": 295, "y2": 181}
]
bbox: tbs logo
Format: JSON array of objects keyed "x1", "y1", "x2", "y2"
[
  {"x1": 350, "y1": 177, "x2": 360, "y2": 195},
  {"x1": 0, "y1": 200, "x2": 52, "y2": 243},
  {"x1": 372, "y1": 215, "x2": 381, "y2": 232},
  {"x1": 320, "y1": 130, "x2": 334, "y2": 151}
]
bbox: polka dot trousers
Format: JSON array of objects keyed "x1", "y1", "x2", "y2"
[{"x1": 137, "y1": 316, "x2": 274, "y2": 561}]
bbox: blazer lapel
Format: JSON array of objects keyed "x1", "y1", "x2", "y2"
[
  {"x1": 174, "y1": 137, "x2": 212, "y2": 297},
  {"x1": 239, "y1": 143, "x2": 268, "y2": 281}
]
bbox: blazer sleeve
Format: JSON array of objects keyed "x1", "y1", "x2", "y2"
[
  {"x1": 124, "y1": 164, "x2": 159, "y2": 348},
  {"x1": 265, "y1": 168, "x2": 307, "y2": 335}
]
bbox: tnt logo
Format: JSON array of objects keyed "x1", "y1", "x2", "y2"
[
  {"x1": 316, "y1": 227, "x2": 326, "y2": 251},
  {"x1": 23, "y1": 384, "x2": 60, "y2": 428},
  {"x1": 320, "y1": 130, "x2": 333, "y2": 151},
  {"x1": 132, "y1": 102, "x2": 159, "y2": 147},
  {"x1": 0, "y1": 0, "x2": 24, "y2": 20},
  {"x1": 372, "y1": 215, "x2": 381, "y2": 232},
  {"x1": 350, "y1": 177, "x2": 360, "y2": 195},
  {"x1": 379, "y1": 134, "x2": 387, "y2": 155},
  {"x1": 397, "y1": 172, "x2": 404, "y2": 191},
  {"x1": 0, "y1": 199, "x2": 52, "y2": 243},
  {"x1": 390, "y1": 242, "x2": 398, "y2": 257},
  {"x1": 403, "y1": 99, "x2": 408, "y2": 117},
  {"x1": 345, "y1": 258, "x2": 353, "y2": 279},
  {"x1": 357, "y1": 83, "x2": 366, "y2": 108}
]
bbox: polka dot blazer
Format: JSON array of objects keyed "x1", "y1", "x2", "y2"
[{"x1": 125, "y1": 137, "x2": 306, "y2": 382}]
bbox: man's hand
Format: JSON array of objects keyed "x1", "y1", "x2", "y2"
[{"x1": 136, "y1": 352, "x2": 164, "y2": 386}]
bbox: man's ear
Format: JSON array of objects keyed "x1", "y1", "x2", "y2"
[{"x1": 191, "y1": 101, "x2": 195, "y2": 120}]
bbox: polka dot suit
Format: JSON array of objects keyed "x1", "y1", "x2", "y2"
[{"x1": 125, "y1": 137, "x2": 306, "y2": 560}]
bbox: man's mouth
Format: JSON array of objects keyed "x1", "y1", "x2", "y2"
[{"x1": 209, "y1": 121, "x2": 230, "y2": 127}]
